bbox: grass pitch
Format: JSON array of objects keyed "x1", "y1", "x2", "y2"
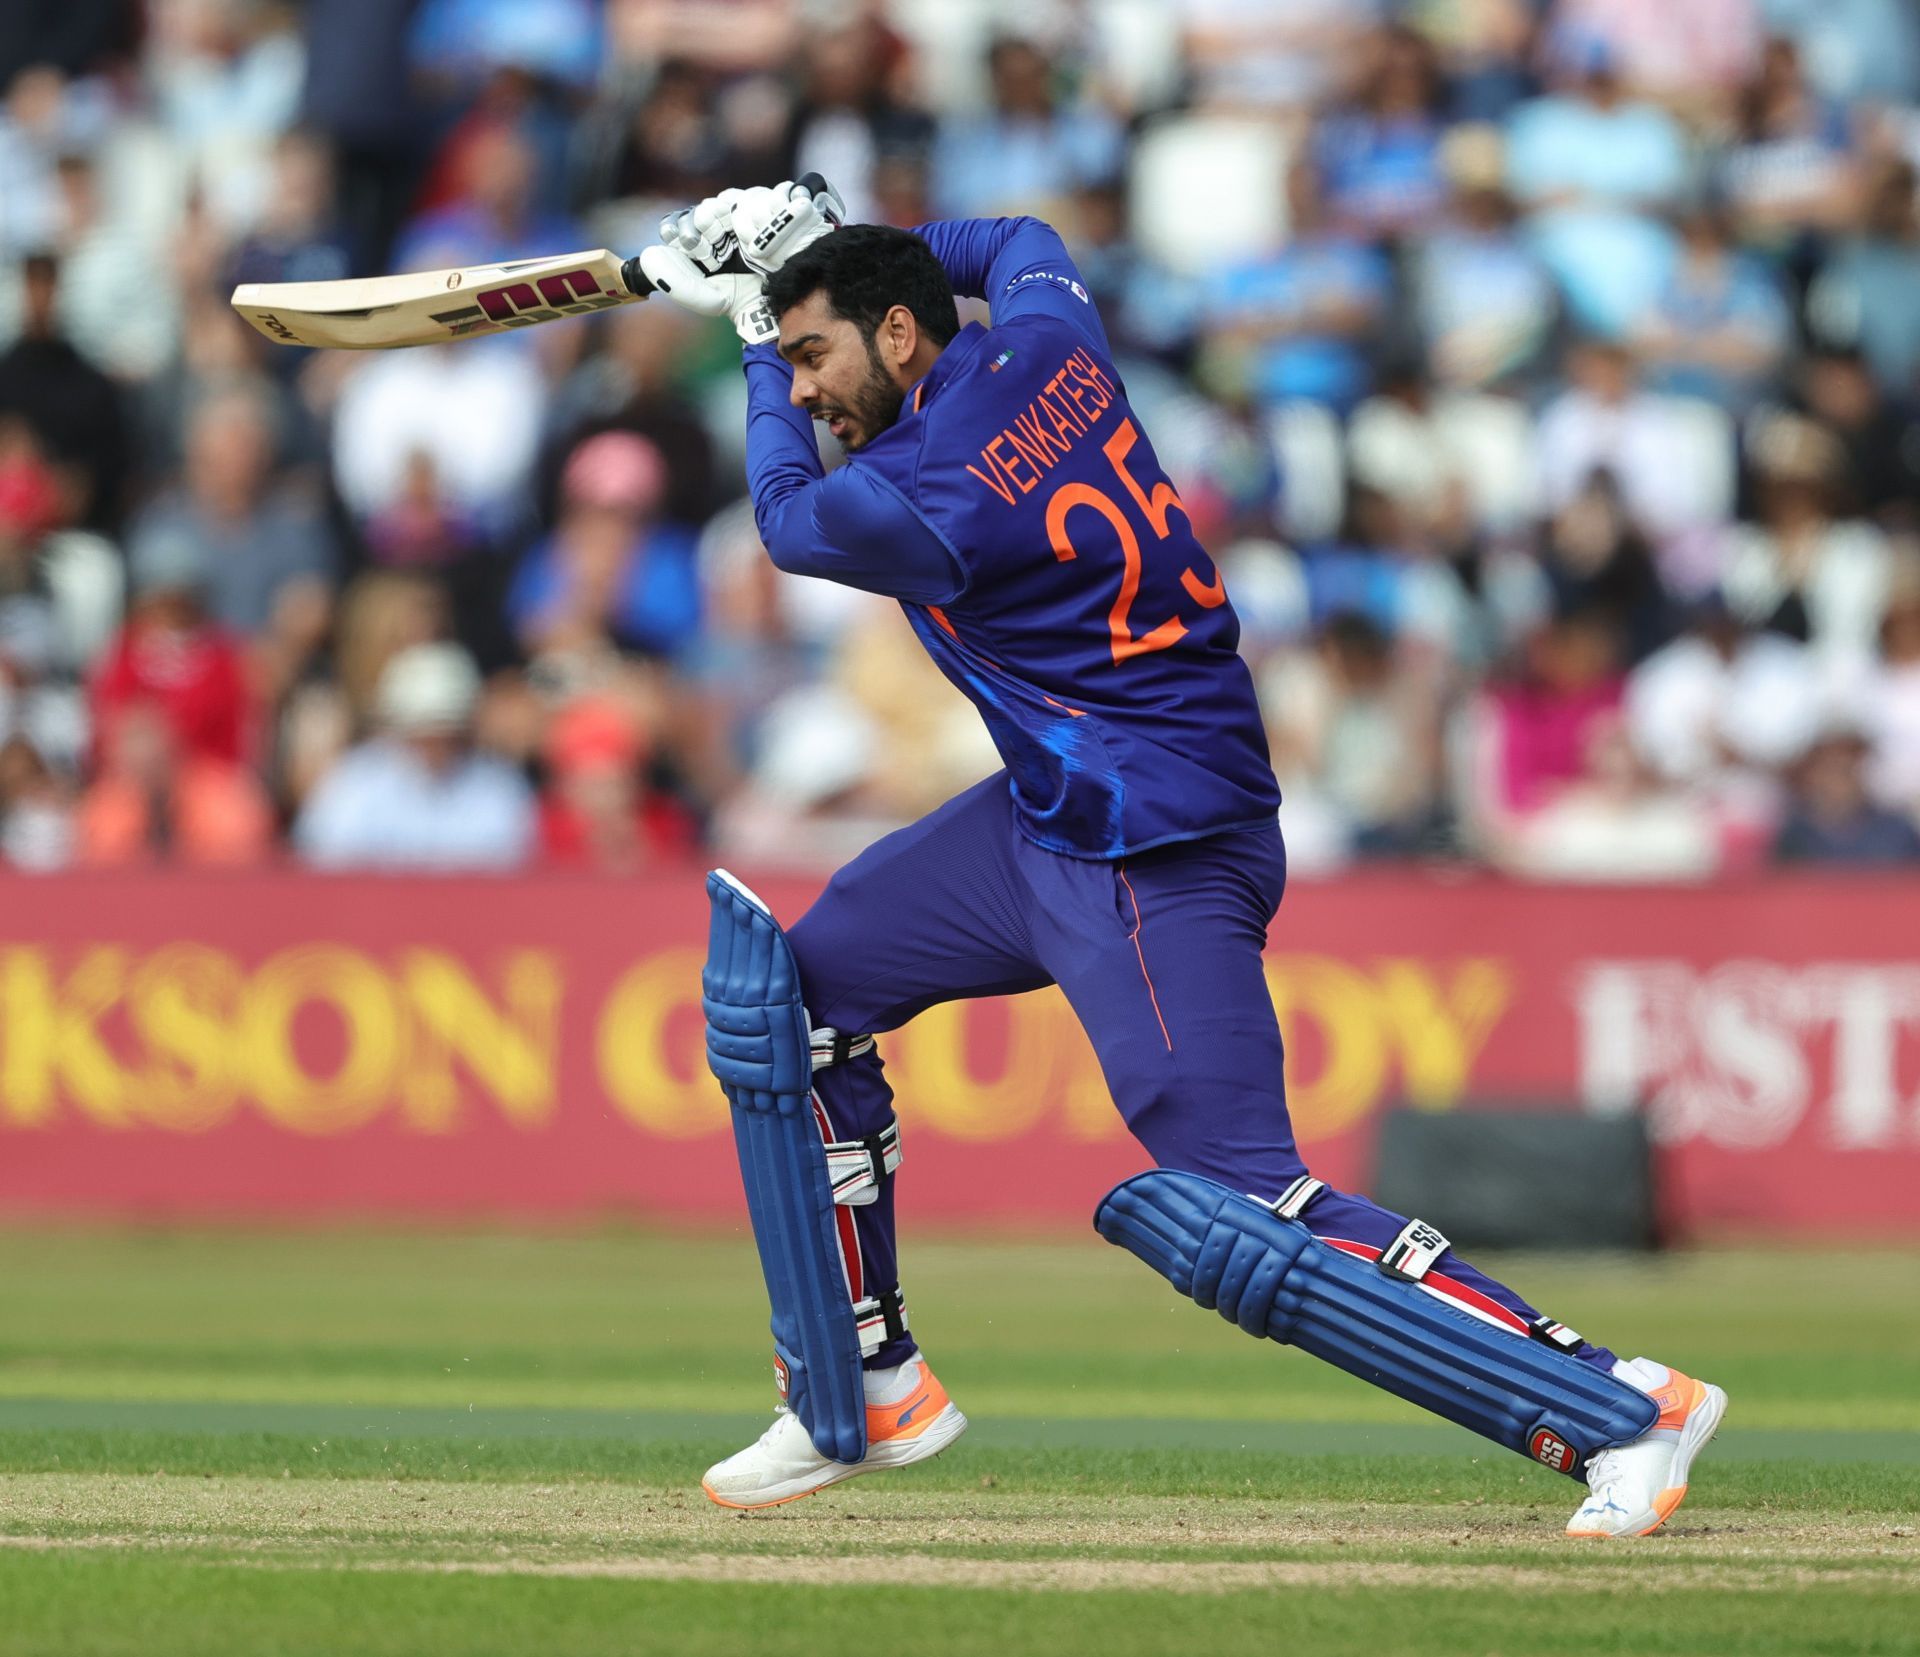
[{"x1": 0, "y1": 1227, "x2": 1914, "y2": 1655}]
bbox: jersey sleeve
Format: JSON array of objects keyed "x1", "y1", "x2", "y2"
[
  {"x1": 742, "y1": 344, "x2": 967, "y2": 605},
  {"x1": 912, "y1": 217, "x2": 1112, "y2": 356}
]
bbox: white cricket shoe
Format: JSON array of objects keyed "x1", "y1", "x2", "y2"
[
  {"x1": 701, "y1": 1352, "x2": 968, "y2": 1510},
  {"x1": 1566, "y1": 1356, "x2": 1729, "y2": 1538}
]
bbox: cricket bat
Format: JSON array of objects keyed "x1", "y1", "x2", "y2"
[{"x1": 230, "y1": 248, "x2": 657, "y2": 350}]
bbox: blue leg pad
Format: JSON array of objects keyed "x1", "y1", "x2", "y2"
[
  {"x1": 1095, "y1": 1170, "x2": 1657, "y2": 1477},
  {"x1": 704, "y1": 870, "x2": 868, "y2": 1464}
]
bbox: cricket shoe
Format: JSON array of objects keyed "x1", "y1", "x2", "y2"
[
  {"x1": 701, "y1": 1353, "x2": 968, "y2": 1510},
  {"x1": 1566, "y1": 1357, "x2": 1729, "y2": 1538}
]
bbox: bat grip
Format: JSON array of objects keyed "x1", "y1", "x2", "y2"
[
  {"x1": 620, "y1": 256, "x2": 655, "y2": 298},
  {"x1": 795, "y1": 173, "x2": 843, "y2": 226}
]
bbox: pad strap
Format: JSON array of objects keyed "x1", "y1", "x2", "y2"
[
  {"x1": 854, "y1": 1288, "x2": 908, "y2": 1358},
  {"x1": 810, "y1": 1028, "x2": 875, "y2": 1071},
  {"x1": 824, "y1": 1120, "x2": 902, "y2": 1207},
  {"x1": 1268, "y1": 1175, "x2": 1324, "y2": 1220},
  {"x1": 1379, "y1": 1218, "x2": 1449, "y2": 1283},
  {"x1": 1530, "y1": 1316, "x2": 1586, "y2": 1354}
]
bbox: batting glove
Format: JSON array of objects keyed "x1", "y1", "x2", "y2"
[
  {"x1": 636, "y1": 245, "x2": 776, "y2": 345},
  {"x1": 732, "y1": 177, "x2": 846, "y2": 277},
  {"x1": 658, "y1": 188, "x2": 746, "y2": 275}
]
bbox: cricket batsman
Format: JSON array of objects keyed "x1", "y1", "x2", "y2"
[{"x1": 637, "y1": 181, "x2": 1727, "y2": 1538}]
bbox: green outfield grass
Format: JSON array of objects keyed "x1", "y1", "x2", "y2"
[{"x1": 0, "y1": 1226, "x2": 1915, "y2": 1656}]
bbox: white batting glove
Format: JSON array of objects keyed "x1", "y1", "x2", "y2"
[
  {"x1": 732, "y1": 178, "x2": 846, "y2": 277},
  {"x1": 658, "y1": 189, "x2": 745, "y2": 274},
  {"x1": 636, "y1": 244, "x2": 776, "y2": 345}
]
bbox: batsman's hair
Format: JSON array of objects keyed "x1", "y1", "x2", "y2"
[{"x1": 765, "y1": 225, "x2": 961, "y2": 349}]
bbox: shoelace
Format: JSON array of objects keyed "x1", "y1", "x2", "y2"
[
  {"x1": 755, "y1": 1406, "x2": 798, "y2": 1449},
  {"x1": 1584, "y1": 1448, "x2": 1626, "y2": 1493}
]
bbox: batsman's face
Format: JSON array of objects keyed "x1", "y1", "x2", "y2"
[{"x1": 778, "y1": 293, "x2": 907, "y2": 453}]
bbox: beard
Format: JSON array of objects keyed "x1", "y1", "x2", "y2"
[{"x1": 829, "y1": 335, "x2": 908, "y2": 452}]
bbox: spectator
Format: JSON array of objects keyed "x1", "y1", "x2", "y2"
[
  {"x1": 295, "y1": 640, "x2": 535, "y2": 870},
  {"x1": 146, "y1": 0, "x2": 308, "y2": 237},
  {"x1": 1809, "y1": 157, "x2": 1920, "y2": 399},
  {"x1": 392, "y1": 118, "x2": 580, "y2": 272},
  {"x1": 298, "y1": 0, "x2": 427, "y2": 273},
  {"x1": 508, "y1": 430, "x2": 701, "y2": 666},
  {"x1": 0, "y1": 429, "x2": 120, "y2": 680},
  {"x1": 1854, "y1": 583, "x2": 1920, "y2": 819},
  {"x1": 1633, "y1": 205, "x2": 1791, "y2": 412},
  {"x1": 46, "y1": 149, "x2": 180, "y2": 381},
  {"x1": 77, "y1": 697, "x2": 272, "y2": 865},
  {"x1": 1537, "y1": 471, "x2": 1672, "y2": 665},
  {"x1": 91, "y1": 529, "x2": 251, "y2": 767},
  {"x1": 1625, "y1": 592, "x2": 1821, "y2": 791},
  {"x1": 1535, "y1": 340, "x2": 1725, "y2": 545},
  {"x1": 362, "y1": 449, "x2": 489, "y2": 574},
  {"x1": 1800, "y1": 347, "x2": 1920, "y2": 533},
  {"x1": 228, "y1": 127, "x2": 354, "y2": 296},
  {"x1": 1720, "y1": 36, "x2": 1860, "y2": 253},
  {"x1": 1202, "y1": 162, "x2": 1394, "y2": 414},
  {"x1": 1416, "y1": 0, "x2": 1536, "y2": 124},
  {"x1": 1547, "y1": 0, "x2": 1764, "y2": 117},
  {"x1": 1263, "y1": 611, "x2": 1443, "y2": 859},
  {"x1": 1, "y1": 5, "x2": 136, "y2": 94},
  {"x1": 0, "y1": 591, "x2": 86, "y2": 779},
  {"x1": 0, "y1": 252, "x2": 132, "y2": 531},
  {"x1": 1464, "y1": 607, "x2": 1627, "y2": 842},
  {"x1": 140, "y1": 286, "x2": 300, "y2": 478},
  {"x1": 1504, "y1": 41, "x2": 1687, "y2": 209},
  {"x1": 543, "y1": 299, "x2": 718, "y2": 526},
  {"x1": 1505, "y1": 42, "x2": 1686, "y2": 337},
  {"x1": 127, "y1": 386, "x2": 336, "y2": 706},
  {"x1": 1179, "y1": 0, "x2": 1382, "y2": 112},
  {"x1": 1764, "y1": 0, "x2": 1920, "y2": 106},
  {"x1": 1345, "y1": 366, "x2": 1478, "y2": 548},
  {"x1": 274, "y1": 566, "x2": 447, "y2": 815},
  {"x1": 330, "y1": 331, "x2": 548, "y2": 535},
  {"x1": 1502, "y1": 712, "x2": 1720, "y2": 881},
  {"x1": 571, "y1": 56, "x2": 737, "y2": 211},
  {"x1": 0, "y1": 730, "x2": 72, "y2": 868},
  {"x1": 538, "y1": 693, "x2": 695, "y2": 871},
  {"x1": 779, "y1": 19, "x2": 933, "y2": 229},
  {"x1": 0, "y1": 66, "x2": 71, "y2": 258},
  {"x1": 1300, "y1": 484, "x2": 1475, "y2": 656},
  {"x1": 1413, "y1": 139, "x2": 1556, "y2": 390},
  {"x1": 1774, "y1": 722, "x2": 1920, "y2": 864},
  {"x1": 930, "y1": 35, "x2": 1124, "y2": 222},
  {"x1": 1315, "y1": 23, "x2": 1450, "y2": 239},
  {"x1": 1722, "y1": 412, "x2": 1893, "y2": 668},
  {"x1": 1064, "y1": 178, "x2": 1202, "y2": 370}
]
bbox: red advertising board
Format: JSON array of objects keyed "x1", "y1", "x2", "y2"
[{"x1": 1, "y1": 869, "x2": 1916, "y2": 1237}]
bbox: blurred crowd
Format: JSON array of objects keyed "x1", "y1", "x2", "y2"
[{"x1": 5, "y1": 0, "x2": 1920, "y2": 879}]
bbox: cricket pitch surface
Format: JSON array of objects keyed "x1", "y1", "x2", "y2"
[{"x1": 2, "y1": 1229, "x2": 1914, "y2": 1654}]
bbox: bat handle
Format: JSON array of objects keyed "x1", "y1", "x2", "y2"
[{"x1": 795, "y1": 173, "x2": 844, "y2": 226}]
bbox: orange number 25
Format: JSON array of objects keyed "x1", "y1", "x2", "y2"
[{"x1": 1044, "y1": 419, "x2": 1225, "y2": 665}]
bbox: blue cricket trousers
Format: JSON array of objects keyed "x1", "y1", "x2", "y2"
[{"x1": 786, "y1": 773, "x2": 1614, "y2": 1373}]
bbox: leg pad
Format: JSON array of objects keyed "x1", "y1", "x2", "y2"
[
  {"x1": 1095, "y1": 1170, "x2": 1657, "y2": 1477},
  {"x1": 705, "y1": 869, "x2": 888, "y2": 1463}
]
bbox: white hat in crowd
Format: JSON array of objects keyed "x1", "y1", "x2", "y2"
[{"x1": 377, "y1": 642, "x2": 481, "y2": 733}]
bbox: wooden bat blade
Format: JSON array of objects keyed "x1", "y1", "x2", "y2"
[{"x1": 231, "y1": 249, "x2": 644, "y2": 349}]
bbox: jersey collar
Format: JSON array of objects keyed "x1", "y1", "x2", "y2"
[{"x1": 907, "y1": 322, "x2": 988, "y2": 416}]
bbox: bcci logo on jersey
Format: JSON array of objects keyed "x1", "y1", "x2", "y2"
[{"x1": 1007, "y1": 270, "x2": 1090, "y2": 304}]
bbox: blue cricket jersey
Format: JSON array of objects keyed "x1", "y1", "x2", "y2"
[{"x1": 743, "y1": 216, "x2": 1279, "y2": 859}]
